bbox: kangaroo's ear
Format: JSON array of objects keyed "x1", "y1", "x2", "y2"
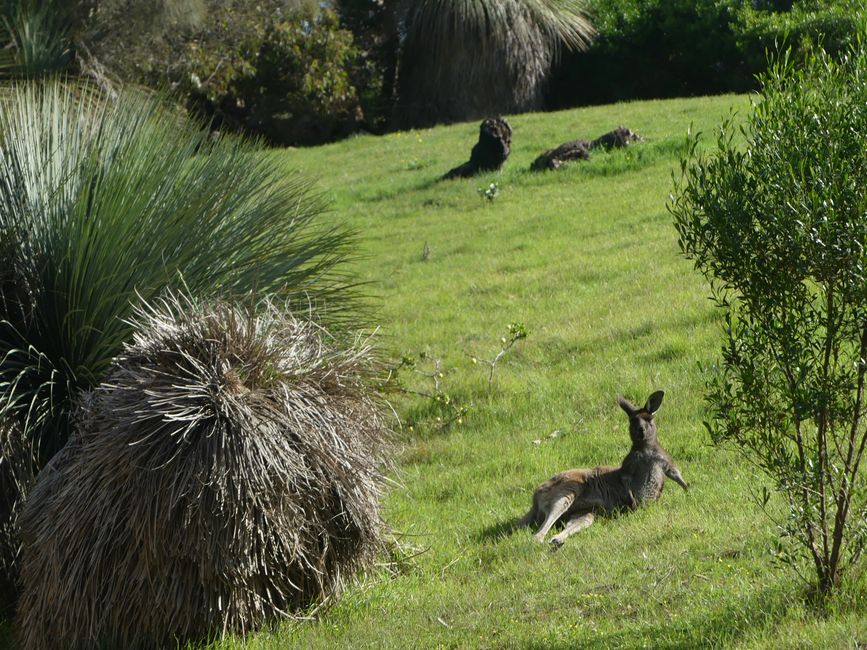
[
  {"x1": 617, "y1": 395, "x2": 637, "y2": 416},
  {"x1": 645, "y1": 390, "x2": 665, "y2": 413}
]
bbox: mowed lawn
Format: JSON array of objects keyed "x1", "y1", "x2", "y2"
[{"x1": 225, "y1": 95, "x2": 866, "y2": 648}]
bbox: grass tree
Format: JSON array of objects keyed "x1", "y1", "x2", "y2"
[
  {"x1": 671, "y1": 44, "x2": 867, "y2": 599},
  {"x1": 0, "y1": 79, "x2": 357, "y2": 464},
  {"x1": 0, "y1": 0, "x2": 70, "y2": 77},
  {"x1": 0, "y1": 79, "x2": 358, "y2": 606},
  {"x1": 16, "y1": 294, "x2": 388, "y2": 648},
  {"x1": 395, "y1": 0, "x2": 594, "y2": 126}
]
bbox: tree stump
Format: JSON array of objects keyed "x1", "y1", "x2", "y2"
[{"x1": 442, "y1": 117, "x2": 512, "y2": 180}]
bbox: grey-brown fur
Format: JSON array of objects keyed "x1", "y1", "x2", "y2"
[{"x1": 520, "y1": 390, "x2": 687, "y2": 546}]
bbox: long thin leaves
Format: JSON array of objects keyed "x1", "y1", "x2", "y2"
[
  {"x1": 0, "y1": 0, "x2": 70, "y2": 78},
  {"x1": 396, "y1": 0, "x2": 594, "y2": 125},
  {"x1": 0, "y1": 79, "x2": 358, "y2": 464}
]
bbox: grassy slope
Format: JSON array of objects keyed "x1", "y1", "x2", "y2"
[
  {"x1": 202, "y1": 94, "x2": 867, "y2": 649},
  {"x1": 1, "y1": 94, "x2": 853, "y2": 650}
]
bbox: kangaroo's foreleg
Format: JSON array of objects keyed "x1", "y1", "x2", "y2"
[
  {"x1": 665, "y1": 464, "x2": 689, "y2": 491},
  {"x1": 550, "y1": 512, "x2": 595, "y2": 547},
  {"x1": 533, "y1": 495, "x2": 573, "y2": 543}
]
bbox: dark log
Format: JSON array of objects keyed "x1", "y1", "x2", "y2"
[
  {"x1": 442, "y1": 117, "x2": 512, "y2": 180},
  {"x1": 530, "y1": 126, "x2": 644, "y2": 172},
  {"x1": 530, "y1": 139, "x2": 591, "y2": 171},
  {"x1": 589, "y1": 126, "x2": 644, "y2": 151}
]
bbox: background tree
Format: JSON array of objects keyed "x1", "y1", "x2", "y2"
[
  {"x1": 393, "y1": 0, "x2": 594, "y2": 127},
  {"x1": 80, "y1": 0, "x2": 371, "y2": 144},
  {"x1": 548, "y1": 0, "x2": 867, "y2": 110},
  {"x1": 241, "y1": 10, "x2": 366, "y2": 145},
  {"x1": 335, "y1": 0, "x2": 399, "y2": 130},
  {"x1": 671, "y1": 43, "x2": 867, "y2": 599}
]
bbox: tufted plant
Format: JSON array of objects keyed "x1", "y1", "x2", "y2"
[
  {"x1": 16, "y1": 294, "x2": 389, "y2": 649},
  {"x1": 0, "y1": 78, "x2": 358, "y2": 610}
]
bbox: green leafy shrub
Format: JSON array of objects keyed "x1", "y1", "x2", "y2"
[
  {"x1": 550, "y1": 0, "x2": 748, "y2": 108},
  {"x1": 734, "y1": 0, "x2": 867, "y2": 73},
  {"x1": 671, "y1": 43, "x2": 867, "y2": 598},
  {"x1": 549, "y1": 0, "x2": 867, "y2": 109},
  {"x1": 243, "y1": 10, "x2": 364, "y2": 146},
  {"x1": 86, "y1": 2, "x2": 368, "y2": 145}
]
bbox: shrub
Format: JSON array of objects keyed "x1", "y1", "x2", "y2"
[
  {"x1": 243, "y1": 10, "x2": 364, "y2": 145},
  {"x1": 548, "y1": 0, "x2": 867, "y2": 109},
  {"x1": 0, "y1": 79, "x2": 357, "y2": 602},
  {"x1": 85, "y1": 2, "x2": 368, "y2": 145},
  {"x1": 549, "y1": 0, "x2": 748, "y2": 108},
  {"x1": 16, "y1": 295, "x2": 389, "y2": 649},
  {"x1": 734, "y1": 0, "x2": 867, "y2": 73},
  {"x1": 671, "y1": 43, "x2": 867, "y2": 598}
]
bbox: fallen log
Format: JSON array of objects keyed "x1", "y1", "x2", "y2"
[{"x1": 530, "y1": 126, "x2": 644, "y2": 172}]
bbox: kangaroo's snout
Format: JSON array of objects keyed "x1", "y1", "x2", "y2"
[{"x1": 628, "y1": 412, "x2": 655, "y2": 445}]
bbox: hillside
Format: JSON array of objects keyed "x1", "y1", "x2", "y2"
[
  {"x1": 6, "y1": 93, "x2": 864, "y2": 649},
  {"x1": 238, "y1": 94, "x2": 866, "y2": 649}
]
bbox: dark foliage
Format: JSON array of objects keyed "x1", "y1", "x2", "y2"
[
  {"x1": 549, "y1": 0, "x2": 749, "y2": 108},
  {"x1": 548, "y1": 0, "x2": 867, "y2": 110}
]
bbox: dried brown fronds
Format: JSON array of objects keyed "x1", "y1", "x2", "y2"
[{"x1": 17, "y1": 294, "x2": 390, "y2": 649}]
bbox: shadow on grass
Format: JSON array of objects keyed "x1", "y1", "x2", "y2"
[
  {"x1": 475, "y1": 516, "x2": 529, "y2": 543},
  {"x1": 475, "y1": 504, "x2": 643, "y2": 546}
]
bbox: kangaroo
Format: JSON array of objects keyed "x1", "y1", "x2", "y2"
[{"x1": 520, "y1": 390, "x2": 688, "y2": 546}]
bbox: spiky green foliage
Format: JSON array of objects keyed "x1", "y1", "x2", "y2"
[
  {"x1": 16, "y1": 294, "x2": 388, "y2": 649},
  {"x1": 396, "y1": 0, "x2": 594, "y2": 125},
  {"x1": 0, "y1": 0, "x2": 70, "y2": 77},
  {"x1": 0, "y1": 79, "x2": 356, "y2": 468}
]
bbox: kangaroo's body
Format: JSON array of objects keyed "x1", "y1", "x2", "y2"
[{"x1": 521, "y1": 391, "x2": 688, "y2": 546}]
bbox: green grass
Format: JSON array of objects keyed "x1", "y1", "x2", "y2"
[
  {"x1": 7, "y1": 94, "x2": 867, "y2": 649},
  {"x1": 226, "y1": 95, "x2": 867, "y2": 648}
]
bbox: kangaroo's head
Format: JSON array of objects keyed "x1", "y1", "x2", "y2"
[{"x1": 617, "y1": 390, "x2": 664, "y2": 446}]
